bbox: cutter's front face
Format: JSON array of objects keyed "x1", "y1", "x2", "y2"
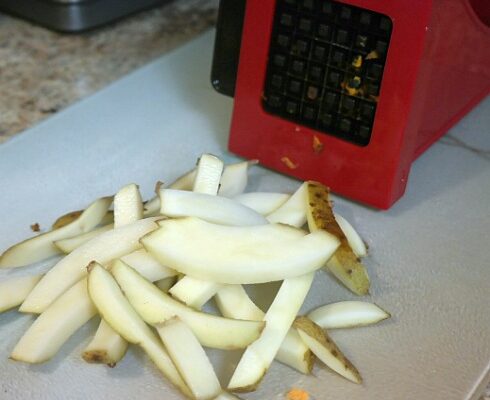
[
  {"x1": 262, "y1": 0, "x2": 393, "y2": 147},
  {"x1": 228, "y1": 0, "x2": 432, "y2": 209}
]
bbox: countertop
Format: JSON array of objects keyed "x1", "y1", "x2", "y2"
[
  {"x1": 0, "y1": 2, "x2": 488, "y2": 399},
  {"x1": 0, "y1": 0, "x2": 218, "y2": 144}
]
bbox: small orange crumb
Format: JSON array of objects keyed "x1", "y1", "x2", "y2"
[
  {"x1": 281, "y1": 156, "x2": 298, "y2": 170},
  {"x1": 366, "y1": 50, "x2": 379, "y2": 60},
  {"x1": 312, "y1": 135, "x2": 324, "y2": 154},
  {"x1": 287, "y1": 388, "x2": 310, "y2": 400},
  {"x1": 30, "y1": 223, "x2": 40, "y2": 232}
]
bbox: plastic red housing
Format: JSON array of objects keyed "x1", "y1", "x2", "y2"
[{"x1": 228, "y1": 0, "x2": 490, "y2": 209}]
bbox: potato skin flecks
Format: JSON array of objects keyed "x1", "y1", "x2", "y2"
[
  {"x1": 306, "y1": 181, "x2": 370, "y2": 295},
  {"x1": 294, "y1": 316, "x2": 362, "y2": 384}
]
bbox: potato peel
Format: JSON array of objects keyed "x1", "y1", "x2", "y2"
[
  {"x1": 294, "y1": 316, "x2": 362, "y2": 384},
  {"x1": 306, "y1": 181, "x2": 370, "y2": 295}
]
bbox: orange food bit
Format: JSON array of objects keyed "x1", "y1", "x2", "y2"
[
  {"x1": 287, "y1": 388, "x2": 310, "y2": 400},
  {"x1": 366, "y1": 50, "x2": 379, "y2": 60},
  {"x1": 312, "y1": 135, "x2": 324, "y2": 154},
  {"x1": 281, "y1": 156, "x2": 298, "y2": 170}
]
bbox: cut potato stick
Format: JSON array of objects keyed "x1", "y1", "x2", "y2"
[
  {"x1": 215, "y1": 284, "x2": 314, "y2": 374},
  {"x1": 0, "y1": 274, "x2": 43, "y2": 313},
  {"x1": 111, "y1": 260, "x2": 265, "y2": 350},
  {"x1": 213, "y1": 393, "x2": 243, "y2": 400},
  {"x1": 51, "y1": 210, "x2": 82, "y2": 229},
  {"x1": 218, "y1": 160, "x2": 257, "y2": 198},
  {"x1": 308, "y1": 301, "x2": 390, "y2": 329},
  {"x1": 168, "y1": 153, "x2": 226, "y2": 310},
  {"x1": 155, "y1": 276, "x2": 178, "y2": 292},
  {"x1": 169, "y1": 276, "x2": 219, "y2": 309},
  {"x1": 306, "y1": 182, "x2": 370, "y2": 295},
  {"x1": 143, "y1": 217, "x2": 339, "y2": 284},
  {"x1": 227, "y1": 273, "x2": 315, "y2": 392},
  {"x1": 143, "y1": 196, "x2": 161, "y2": 217},
  {"x1": 294, "y1": 316, "x2": 362, "y2": 384},
  {"x1": 278, "y1": 328, "x2": 315, "y2": 375},
  {"x1": 157, "y1": 317, "x2": 222, "y2": 400},
  {"x1": 214, "y1": 285, "x2": 264, "y2": 320},
  {"x1": 82, "y1": 319, "x2": 128, "y2": 366},
  {"x1": 120, "y1": 249, "x2": 176, "y2": 282},
  {"x1": 144, "y1": 159, "x2": 254, "y2": 214},
  {"x1": 234, "y1": 192, "x2": 291, "y2": 215},
  {"x1": 0, "y1": 196, "x2": 113, "y2": 268},
  {"x1": 192, "y1": 154, "x2": 224, "y2": 195},
  {"x1": 52, "y1": 209, "x2": 113, "y2": 229},
  {"x1": 160, "y1": 189, "x2": 267, "y2": 226},
  {"x1": 267, "y1": 182, "x2": 308, "y2": 227},
  {"x1": 20, "y1": 217, "x2": 159, "y2": 314},
  {"x1": 113, "y1": 183, "x2": 144, "y2": 227},
  {"x1": 84, "y1": 252, "x2": 176, "y2": 365},
  {"x1": 169, "y1": 160, "x2": 256, "y2": 197},
  {"x1": 54, "y1": 224, "x2": 113, "y2": 254},
  {"x1": 84, "y1": 183, "x2": 144, "y2": 366},
  {"x1": 326, "y1": 255, "x2": 370, "y2": 296},
  {"x1": 10, "y1": 278, "x2": 97, "y2": 363},
  {"x1": 87, "y1": 262, "x2": 191, "y2": 397},
  {"x1": 334, "y1": 213, "x2": 367, "y2": 258},
  {"x1": 170, "y1": 168, "x2": 197, "y2": 190}
]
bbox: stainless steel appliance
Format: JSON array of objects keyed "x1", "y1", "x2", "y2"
[{"x1": 0, "y1": 0, "x2": 169, "y2": 32}]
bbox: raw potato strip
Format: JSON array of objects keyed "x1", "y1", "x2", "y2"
[
  {"x1": 87, "y1": 263, "x2": 191, "y2": 398},
  {"x1": 294, "y1": 316, "x2": 362, "y2": 384},
  {"x1": 143, "y1": 181, "x2": 165, "y2": 217},
  {"x1": 227, "y1": 273, "x2": 315, "y2": 392},
  {"x1": 155, "y1": 276, "x2": 178, "y2": 292},
  {"x1": 169, "y1": 155, "x2": 261, "y2": 309},
  {"x1": 234, "y1": 192, "x2": 291, "y2": 215},
  {"x1": 83, "y1": 183, "x2": 144, "y2": 366},
  {"x1": 52, "y1": 209, "x2": 113, "y2": 229},
  {"x1": 54, "y1": 224, "x2": 113, "y2": 254},
  {"x1": 0, "y1": 275, "x2": 42, "y2": 313},
  {"x1": 213, "y1": 393, "x2": 243, "y2": 400},
  {"x1": 170, "y1": 168, "x2": 197, "y2": 190},
  {"x1": 157, "y1": 318, "x2": 222, "y2": 400},
  {"x1": 308, "y1": 301, "x2": 390, "y2": 329},
  {"x1": 192, "y1": 154, "x2": 224, "y2": 195},
  {"x1": 215, "y1": 285, "x2": 314, "y2": 374},
  {"x1": 11, "y1": 250, "x2": 178, "y2": 363},
  {"x1": 168, "y1": 153, "x2": 224, "y2": 309},
  {"x1": 111, "y1": 260, "x2": 265, "y2": 350},
  {"x1": 267, "y1": 182, "x2": 308, "y2": 227},
  {"x1": 143, "y1": 196, "x2": 161, "y2": 217},
  {"x1": 82, "y1": 319, "x2": 128, "y2": 366},
  {"x1": 120, "y1": 249, "x2": 176, "y2": 282},
  {"x1": 51, "y1": 210, "x2": 82, "y2": 229},
  {"x1": 169, "y1": 276, "x2": 219, "y2": 309},
  {"x1": 218, "y1": 160, "x2": 257, "y2": 198},
  {"x1": 10, "y1": 278, "x2": 97, "y2": 363},
  {"x1": 20, "y1": 217, "x2": 159, "y2": 314},
  {"x1": 305, "y1": 182, "x2": 370, "y2": 295},
  {"x1": 0, "y1": 196, "x2": 113, "y2": 268},
  {"x1": 334, "y1": 213, "x2": 367, "y2": 258},
  {"x1": 160, "y1": 190, "x2": 268, "y2": 227},
  {"x1": 143, "y1": 217, "x2": 338, "y2": 284},
  {"x1": 144, "y1": 159, "x2": 254, "y2": 212},
  {"x1": 113, "y1": 183, "x2": 144, "y2": 227}
]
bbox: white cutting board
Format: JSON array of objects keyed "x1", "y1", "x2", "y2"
[{"x1": 0, "y1": 30, "x2": 489, "y2": 400}]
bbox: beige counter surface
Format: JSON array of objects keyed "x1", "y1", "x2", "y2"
[{"x1": 0, "y1": 0, "x2": 218, "y2": 144}]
